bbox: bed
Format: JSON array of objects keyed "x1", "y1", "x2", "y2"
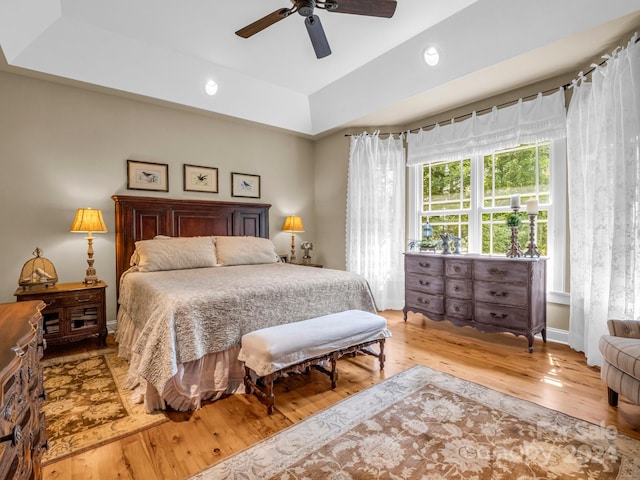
[{"x1": 112, "y1": 195, "x2": 377, "y2": 412}]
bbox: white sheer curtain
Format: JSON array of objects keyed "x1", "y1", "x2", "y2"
[
  {"x1": 407, "y1": 88, "x2": 567, "y2": 165},
  {"x1": 346, "y1": 132, "x2": 405, "y2": 311},
  {"x1": 567, "y1": 34, "x2": 640, "y2": 366}
]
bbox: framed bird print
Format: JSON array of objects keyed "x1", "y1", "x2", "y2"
[
  {"x1": 127, "y1": 160, "x2": 169, "y2": 192},
  {"x1": 231, "y1": 172, "x2": 261, "y2": 198},
  {"x1": 183, "y1": 164, "x2": 219, "y2": 193}
]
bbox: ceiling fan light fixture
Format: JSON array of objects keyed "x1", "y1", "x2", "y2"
[
  {"x1": 205, "y1": 79, "x2": 219, "y2": 96},
  {"x1": 423, "y1": 46, "x2": 439, "y2": 67}
]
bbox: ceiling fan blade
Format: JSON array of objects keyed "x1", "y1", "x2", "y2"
[
  {"x1": 305, "y1": 15, "x2": 332, "y2": 59},
  {"x1": 235, "y1": 8, "x2": 291, "y2": 38},
  {"x1": 327, "y1": 0, "x2": 397, "y2": 18}
]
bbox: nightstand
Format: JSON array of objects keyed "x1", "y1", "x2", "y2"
[{"x1": 15, "y1": 282, "x2": 107, "y2": 346}]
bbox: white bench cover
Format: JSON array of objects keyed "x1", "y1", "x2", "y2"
[{"x1": 238, "y1": 310, "x2": 391, "y2": 376}]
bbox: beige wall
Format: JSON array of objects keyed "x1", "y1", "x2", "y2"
[{"x1": 0, "y1": 71, "x2": 316, "y2": 322}]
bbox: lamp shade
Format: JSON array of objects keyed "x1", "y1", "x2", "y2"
[
  {"x1": 282, "y1": 215, "x2": 304, "y2": 233},
  {"x1": 70, "y1": 208, "x2": 108, "y2": 233}
]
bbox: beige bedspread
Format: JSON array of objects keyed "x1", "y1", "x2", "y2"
[{"x1": 118, "y1": 263, "x2": 376, "y2": 400}]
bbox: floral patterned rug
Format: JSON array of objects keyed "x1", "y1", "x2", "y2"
[
  {"x1": 41, "y1": 349, "x2": 167, "y2": 464},
  {"x1": 191, "y1": 365, "x2": 640, "y2": 479}
]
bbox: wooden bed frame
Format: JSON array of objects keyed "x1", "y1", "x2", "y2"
[{"x1": 111, "y1": 195, "x2": 271, "y2": 294}]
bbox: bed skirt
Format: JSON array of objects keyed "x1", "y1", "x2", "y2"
[{"x1": 116, "y1": 308, "x2": 246, "y2": 412}]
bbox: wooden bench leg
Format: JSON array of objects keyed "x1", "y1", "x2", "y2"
[
  {"x1": 264, "y1": 374, "x2": 275, "y2": 415},
  {"x1": 330, "y1": 352, "x2": 338, "y2": 389},
  {"x1": 378, "y1": 338, "x2": 386, "y2": 370},
  {"x1": 244, "y1": 366, "x2": 253, "y2": 394}
]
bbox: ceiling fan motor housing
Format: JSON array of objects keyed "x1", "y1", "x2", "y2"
[{"x1": 297, "y1": 0, "x2": 316, "y2": 17}]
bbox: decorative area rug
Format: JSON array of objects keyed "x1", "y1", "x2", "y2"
[
  {"x1": 191, "y1": 365, "x2": 640, "y2": 479},
  {"x1": 41, "y1": 349, "x2": 167, "y2": 464}
]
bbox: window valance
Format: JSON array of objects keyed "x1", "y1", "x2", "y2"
[{"x1": 407, "y1": 88, "x2": 567, "y2": 165}]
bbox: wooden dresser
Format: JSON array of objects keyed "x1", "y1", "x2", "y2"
[
  {"x1": 0, "y1": 301, "x2": 47, "y2": 480},
  {"x1": 404, "y1": 253, "x2": 547, "y2": 352}
]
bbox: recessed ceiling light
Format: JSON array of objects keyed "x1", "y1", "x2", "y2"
[
  {"x1": 423, "y1": 47, "x2": 439, "y2": 67},
  {"x1": 205, "y1": 79, "x2": 218, "y2": 96}
]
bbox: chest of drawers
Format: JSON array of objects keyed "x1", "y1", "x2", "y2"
[
  {"x1": 404, "y1": 253, "x2": 547, "y2": 352},
  {"x1": 0, "y1": 301, "x2": 47, "y2": 480}
]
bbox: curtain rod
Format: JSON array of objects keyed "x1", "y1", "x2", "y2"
[{"x1": 345, "y1": 34, "x2": 639, "y2": 139}]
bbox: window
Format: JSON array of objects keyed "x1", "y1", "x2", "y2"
[{"x1": 409, "y1": 139, "x2": 567, "y2": 299}]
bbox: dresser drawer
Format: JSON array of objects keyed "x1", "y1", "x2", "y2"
[
  {"x1": 445, "y1": 259, "x2": 472, "y2": 278},
  {"x1": 406, "y1": 273, "x2": 445, "y2": 295},
  {"x1": 446, "y1": 279, "x2": 472, "y2": 299},
  {"x1": 474, "y1": 301, "x2": 528, "y2": 331},
  {"x1": 474, "y1": 281, "x2": 527, "y2": 307},
  {"x1": 474, "y1": 260, "x2": 529, "y2": 283},
  {"x1": 405, "y1": 255, "x2": 444, "y2": 276},
  {"x1": 446, "y1": 299, "x2": 473, "y2": 319},
  {"x1": 405, "y1": 290, "x2": 444, "y2": 315},
  {"x1": 40, "y1": 291, "x2": 102, "y2": 309}
]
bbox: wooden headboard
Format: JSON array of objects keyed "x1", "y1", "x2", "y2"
[{"x1": 112, "y1": 195, "x2": 271, "y2": 289}]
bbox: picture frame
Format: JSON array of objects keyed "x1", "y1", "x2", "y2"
[
  {"x1": 183, "y1": 164, "x2": 218, "y2": 193},
  {"x1": 231, "y1": 172, "x2": 261, "y2": 198},
  {"x1": 127, "y1": 160, "x2": 169, "y2": 192}
]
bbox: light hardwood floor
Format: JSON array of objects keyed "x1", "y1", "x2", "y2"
[{"x1": 42, "y1": 310, "x2": 640, "y2": 480}]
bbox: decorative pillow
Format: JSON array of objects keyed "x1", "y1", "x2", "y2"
[
  {"x1": 129, "y1": 235, "x2": 173, "y2": 266},
  {"x1": 214, "y1": 236, "x2": 279, "y2": 266},
  {"x1": 133, "y1": 236, "x2": 217, "y2": 272}
]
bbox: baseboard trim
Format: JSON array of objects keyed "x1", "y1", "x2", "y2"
[{"x1": 543, "y1": 327, "x2": 569, "y2": 345}]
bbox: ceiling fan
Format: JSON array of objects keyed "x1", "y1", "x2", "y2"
[{"x1": 235, "y1": 0, "x2": 398, "y2": 59}]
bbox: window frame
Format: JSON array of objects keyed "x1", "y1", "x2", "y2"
[{"x1": 407, "y1": 138, "x2": 567, "y2": 303}]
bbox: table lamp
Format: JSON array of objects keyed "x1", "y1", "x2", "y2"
[
  {"x1": 282, "y1": 215, "x2": 304, "y2": 263},
  {"x1": 70, "y1": 207, "x2": 108, "y2": 284}
]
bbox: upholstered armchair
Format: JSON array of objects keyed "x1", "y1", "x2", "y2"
[{"x1": 599, "y1": 320, "x2": 640, "y2": 406}]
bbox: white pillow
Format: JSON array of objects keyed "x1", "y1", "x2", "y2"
[
  {"x1": 133, "y1": 236, "x2": 217, "y2": 272},
  {"x1": 214, "y1": 236, "x2": 279, "y2": 266}
]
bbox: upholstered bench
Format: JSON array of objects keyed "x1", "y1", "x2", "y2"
[{"x1": 238, "y1": 310, "x2": 391, "y2": 414}]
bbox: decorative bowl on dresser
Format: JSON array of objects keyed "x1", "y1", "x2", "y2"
[
  {"x1": 404, "y1": 253, "x2": 547, "y2": 352},
  {"x1": 14, "y1": 282, "x2": 107, "y2": 347},
  {"x1": 0, "y1": 301, "x2": 47, "y2": 480}
]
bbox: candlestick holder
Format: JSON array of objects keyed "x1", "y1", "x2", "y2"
[
  {"x1": 506, "y1": 206, "x2": 523, "y2": 258},
  {"x1": 524, "y1": 213, "x2": 541, "y2": 257}
]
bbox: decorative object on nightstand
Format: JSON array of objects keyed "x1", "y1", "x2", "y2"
[
  {"x1": 300, "y1": 241, "x2": 313, "y2": 265},
  {"x1": 15, "y1": 282, "x2": 108, "y2": 346},
  {"x1": 18, "y1": 247, "x2": 58, "y2": 290},
  {"x1": 506, "y1": 195, "x2": 523, "y2": 258},
  {"x1": 70, "y1": 207, "x2": 108, "y2": 284},
  {"x1": 282, "y1": 215, "x2": 304, "y2": 263},
  {"x1": 524, "y1": 199, "x2": 541, "y2": 258}
]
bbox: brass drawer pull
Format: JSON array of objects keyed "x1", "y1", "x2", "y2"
[
  {"x1": 419, "y1": 280, "x2": 430, "y2": 286},
  {"x1": 419, "y1": 262, "x2": 431, "y2": 268},
  {"x1": 488, "y1": 268, "x2": 507, "y2": 275},
  {"x1": 490, "y1": 312, "x2": 508, "y2": 319},
  {"x1": 75, "y1": 296, "x2": 92, "y2": 303},
  {"x1": 454, "y1": 286, "x2": 460, "y2": 291},
  {"x1": 454, "y1": 266, "x2": 461, "y2": 272},
  {"x1": 489, "y1": 291, "x2": 507, "y2": 297},
  {"x1": 417, "y1": 297, "x2": 430, "y2": 305},
  {"x1": 454, "y1": 306, "x2": 461, "y2": 312}
]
